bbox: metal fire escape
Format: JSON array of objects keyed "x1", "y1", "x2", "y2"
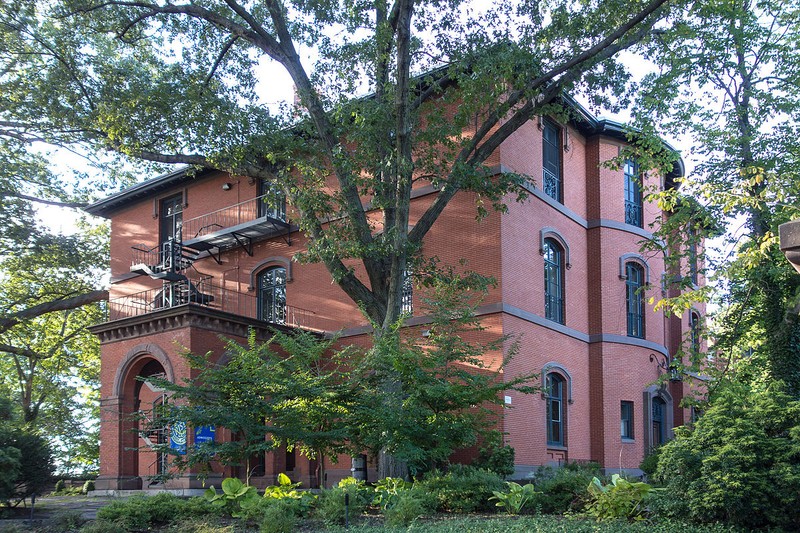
[{"x1": 130, "y1": 239, "x2": 214, "y2": 309}]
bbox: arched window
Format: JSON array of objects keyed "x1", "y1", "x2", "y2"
[
  {"x1": 624, "y1": 159, "x2": 643, "y2": 227},
  {"x1": 257, "y1": 267, "x2": 287, "y2": 324},
  {"x1": 543, "y1": 238, "x2": 565, "y2": 324},
  {"x1": 546, "y1": 372, "x2": 566, "y2": 446},
  {"x1": 625, "y1": 262, "x2": 645, "y2": 338},
  {"x1": 651, "y1": 396, "x2": 666, "y2": 446}
]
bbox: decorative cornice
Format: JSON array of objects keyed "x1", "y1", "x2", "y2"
[{"x1": 89, "y1": 304, "x2": 298, "y2": 344}]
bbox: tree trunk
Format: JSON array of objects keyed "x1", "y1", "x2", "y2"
[{"x1": 378, "y1": 449, "x2": 408, "y2": 480}]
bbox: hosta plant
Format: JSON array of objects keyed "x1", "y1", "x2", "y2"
[
  {"x1": 489, "y1": 481, "x2": 538, "y2": 515},
  {"x1": 584, "y1": 474, "x2": 654, "y2": 521},
  {"x1": 204, "y1": 477, "x2": 258, "y2": 517}
]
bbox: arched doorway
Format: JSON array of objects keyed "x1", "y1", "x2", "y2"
[{"x1": 111, "y1": 345, "x2": 175, "y2": 489}]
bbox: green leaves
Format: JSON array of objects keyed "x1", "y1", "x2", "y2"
[
  {"x1": 653, "y1": 381, "x2": 800, "y2": 529},
  {"x1": 489, "y1": 481, "x2": 538, "y2": 515},
  {"x1": 584, "y1": 474, "x2": 654, "y2": 521}
]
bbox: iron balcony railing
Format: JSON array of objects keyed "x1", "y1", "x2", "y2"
[
  {"x1": 542, "y1": 167, "x2": 562, "y2": 202},
  {"x1": 625, "y1": 200, "x2": 643, "y2": 228},
  {"x1": 182, "y1": 195, "x2": 286, "y2": 239},
  {"x1": 108, "y1": 279, "x2": 320, "y2": 330}
]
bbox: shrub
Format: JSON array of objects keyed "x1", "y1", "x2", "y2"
[
  {"x1": 79, "y1": 521, "x2": 124, "y2": 533},
  {"x1": 373, "y1": 477, "x2": 412, "y2": 510},
  {"x1": 49, "y1": 509, "x2": 86, "y2": 530},
  {"x1": 530, "y1": 462, "x2": 601, "y2": 514},
  {"x1": 653, "y1": 381, "x2": 800, "y2": 530},
  {"x1": 167, "y1": 518, "x2": 234, "y2": 533},
  {"x1": 418, "y1": 465, "x2": 505, "y2": 513},
  {"x1": 638, "y1": 448, "x2": 661, "y2": 479},
  {"x1": 316, "y1": 477, "x2": 370, "y2": 526},
  {"x1": 259, "y1": 499, "x2": 300, "y2": 533},
  {"x1": 82, "y1": 480, "x2": 96, "y2": 494},
  {"x1": 95, "y1": 492, "x2": 219, "y2": 530},
  {"x1": 584, "y1": 474, "x2": 654, "y2": 521},
  {"x1": 472, "y1": 442, "x2": 516, "y2": 477},
  {"x1": 0, "y1": 425, "x2": 53, "y2": 504},
  {"x1": 383, "y1": 491, "x2": 430, "y2": 527},
  {"x1": 54, "y1": 479, "x2": 66, "y2": 493}
]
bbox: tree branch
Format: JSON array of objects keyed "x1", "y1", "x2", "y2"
[
  {"x1": 0, "y1": 289, "x2": 108, "y2": 335},
  {"x1": 0, "y1": 190, "x2": 89, "y2": 209},
  {"x1": 203, "y1": 35, "x2": 239, "y2": 87}
]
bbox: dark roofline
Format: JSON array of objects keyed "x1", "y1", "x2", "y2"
[
  {"x1": 85, "y1": 166, "x2": 216, "y2": 218},
  {"x1": 85, "y1": 88, "x2": 684, "y2": 219},
  {"x1": 562, "y1": 94, "x2": 685, "y2": 185}
]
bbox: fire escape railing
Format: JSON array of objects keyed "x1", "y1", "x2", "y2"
[
  {"x1": 108, "y1": 280, "x2": 319, "y2": 330},
  {"x1": 182, "y1": 195, "x2": 286, "y2": 239}
]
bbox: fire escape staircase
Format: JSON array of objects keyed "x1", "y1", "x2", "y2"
[{"x1": 130, "y1": 240, "x2": 214, "y2": 308}]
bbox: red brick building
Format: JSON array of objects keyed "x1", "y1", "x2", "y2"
[{"x1": 86, "y1": 102, "x2": 699, "y2": 491}]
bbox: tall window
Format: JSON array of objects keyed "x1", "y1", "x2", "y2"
[
  {"x1": 626, "y1": 262, "x2": 645, "y2": 338},
  {"x1": 690, "y1": 311, "x2": 701, "y2": 354},
  {"x1": 651, "y1": 397, "x2": 666, "y2": 447},
  {"x1": 400, "y1": 270, "x2": 413, "y2": 315},
  {"x1": 543, "y1": 238, "x2": 565, "y2": 324},
  {"x1": 624, "y1": 159, "x2": 643, "y2": 227},
  {"x1": 258, "y1": 179, "x2": 287, "y2": 222},
  {"x1": 688, "y1": 229, "x2": 698, "y2": 285},
  {"x1": 621, "y1": 401, "x2": 634, "y2": 440},
  {"x1": 160, "y1": 194, "x2": 184, "y2": 244},
  {"x1": 159, "y1": 194, "x2": 184, "y2": 269},
  {"x1": 542, "y1": 120, "x2": 563, "y2": 203},
  {"x1": 257, "y1": 267, "x2": 287, "y2": 324},
  {"x1": 546, "y1": 373, "x2": 565, "y2": 446}
]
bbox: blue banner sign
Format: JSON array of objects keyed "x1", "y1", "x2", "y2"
[
  {"x1": 194, "y1": 425, "x2": 216, "y2": 446},
  {"x1": 169, "y1": 421, "x2": 187, "y2": 455}
]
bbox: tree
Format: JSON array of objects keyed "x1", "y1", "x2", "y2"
[
  {"x1": 153, "y1": 330, "x2": 357, "y2": 484},
  {"x1": 634, "y1": 0, "x2": 800, "y2": 392},
  {"x1": 0, "y1": 224, "x2": 107, "y2": 474},
  {"x1": 155, "y1": 271, "x2": 536, "y2": 482},
  {"x1": 1, "y1": 0, "x2": 680, "y2": 327},
  {"x1": 0, "y1": 395, "x2": 55, "y2": 506},
  {"x1": 653, "y1": 381, "x2": 800, "y2": 529},
  {"x1": 350, "y1": 271, "x2": 537, "y2": 476}
]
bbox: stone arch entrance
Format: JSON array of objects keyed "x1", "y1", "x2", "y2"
[{"x1": 105, "y1": 344, "x2": 175, "y2": 490}]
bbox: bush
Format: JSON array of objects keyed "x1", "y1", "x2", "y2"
[
  {"x1": 383, "y1": 491, "x2": 430, "y2": 527},
  {"x1": 0, "y1": 424, "x2": 53, "y2": 504},
  {"x1": 316, "y1": 477, "x2": 370, "y2": 526},
  {"x1": 166, "y1": 518, "x2": 235, "y2": 533},
  {"x1": 652, "y1": 382, "x2": 800, "y2": 530},
  {"x1": 584, "y1": 474, "x2": 654, "y2": 521},
  {"x1": 54, "y1": 479, "x2": 66, "y2": 493},
  {"x1": 472, "y1": 440, "x2": 516, "y2": 477},
  {"x1": 82, "y1": 480, "x2": 95, "y2": 494},
  {"x1": 259, "y1": 499, "x2": 299, "y2": 533},
  {"x1": 49, "y1": 509, "x2": 86, "y2": 530},
  {"x1": 418, "y1": 465, "x2": 506, "y2": 513},
  {"x1": 530, "y1": 462, "x2": 601, "y2": 514},
  {"x1": 95, "y1": 492, "x2": 219, "y2": 530},
  {"x1": 638, "y1": 448, "x2": 660, "y2": 479}
]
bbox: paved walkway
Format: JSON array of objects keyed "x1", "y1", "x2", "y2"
[{"x1": 0, "y1": 494, "x2": 118, "y2": 530}]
